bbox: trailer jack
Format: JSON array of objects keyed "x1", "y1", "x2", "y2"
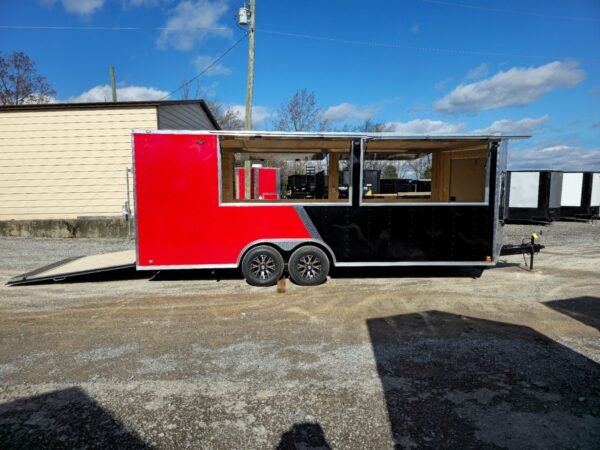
[{"x1": 500, "y1": 233, "x2": 544, "y2": 271}]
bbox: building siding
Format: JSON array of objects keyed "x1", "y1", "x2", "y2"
[
  {"x1": 0, "y1": 107, "x2": 157, "y2": 220},
  {"x1": 158, "y1": 103, "x2": 214, "y2": 130}
]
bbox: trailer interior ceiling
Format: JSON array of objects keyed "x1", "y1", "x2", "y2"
[{"x1": 220, "y1": 135, "x2": 491, "y2": 204}]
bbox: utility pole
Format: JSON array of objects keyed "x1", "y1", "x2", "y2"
[
  {"x1": 109, "y1": 65, "x2": 117, "y2": 102},
  {"x1": 244, "y1": 0, "x2": 255, "y2": 130}
]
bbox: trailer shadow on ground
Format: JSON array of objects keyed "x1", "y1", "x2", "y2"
[
  {"x1": 276, "y1": 422, "x2": 332, "y2": 449},
  {"x1": 544, "y1": 296, "x2": 600, "y2": 332},
  {"x1": 0, "y1": 387, "x2": 149, "y2": 449},
  {"x1": 367, "y1": 309, "x2": 600, "y2": 449},
  {"x1": 330, "y1": 265, "x2": 485, "y2": 280}
]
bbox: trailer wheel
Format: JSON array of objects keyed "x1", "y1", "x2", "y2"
[
  {"x1": 288, "y1": 246, "x2": 330, "y2": 286},
  {"x1": 241, "y1": 246, "x2": 284, "y2": 287}
]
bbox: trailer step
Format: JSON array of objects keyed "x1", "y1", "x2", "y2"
[{"x1": 6, "y1": 250, "x2": 136, "y2": 286}]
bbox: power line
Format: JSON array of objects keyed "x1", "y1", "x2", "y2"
[
  {"x1": 0, "y1": 24, "x2": 231, "y2": 31},
  {"x1": 257, "y1": 28, "x2": 597, "y2": 62},
  {"x1": 2, "y1": 23, "x2": 596, "y2": 62},
  {"x1": 160, "y1": 32, "x2": 248, "y2": 100},
  {"x1": 421, "y1": 0, "x2": 600, "y2": 23}
]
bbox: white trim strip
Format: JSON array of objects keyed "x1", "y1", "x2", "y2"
[
  {"x1": 136, "y1": 263, "x2": 237, "y2": 270},
  {"x1": 131, "y1": 129, "x2": 528, "y2": 140},
  {"x1": 335, "y1": 261, "x2": 496, "y2": 267}
]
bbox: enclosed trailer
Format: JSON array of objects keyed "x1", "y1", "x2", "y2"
[
  {"x1": 127, "y1": 131, "x2": 539, "y2": 287},
  {"x1": 560, "y1": 172, "x2": 600, "y2": 220},
  {"x1": 8, "y1": 131, "x2": 543, "y2": 287},
  {"x1": 505, "y1": 170, "x2": 563, "y2": 223}
]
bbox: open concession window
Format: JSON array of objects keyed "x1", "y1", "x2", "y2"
[
  {"x1": 220, "y1": 136, "x2": 353, "y2": 203},
  {"x1": 362, "y1": 139, "x2": 490, "y2": 203}
]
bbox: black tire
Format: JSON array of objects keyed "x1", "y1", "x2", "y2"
[
  {"x1": 288, "y1": 245, "x2": 330, "y2": 286},
  {"x1": 241, "y1": 245, "x2": 284, "y2": 287}
]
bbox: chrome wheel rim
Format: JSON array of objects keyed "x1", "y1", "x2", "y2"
[
  {"x1": 296, "y1": 254, "x2": 321, "y2": 280},
  {"x1": 250, "y1": 254, "x2": 276, "y2": 280}
]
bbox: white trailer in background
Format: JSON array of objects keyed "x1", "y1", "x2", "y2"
[
  {"x1": 505, "y1": 171, "x2": 563, "y2": 223},
  {"x1": 560, "y1": 172, "x2": 600, "y2": 220}
]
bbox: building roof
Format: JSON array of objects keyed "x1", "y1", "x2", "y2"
[{"x1": 0, "y1": 99, "x2": 220, "y2": 129}]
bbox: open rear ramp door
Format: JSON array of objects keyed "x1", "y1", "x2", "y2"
[{"x1": 6, "y1": 250, "x2": 136, "y2": 286}]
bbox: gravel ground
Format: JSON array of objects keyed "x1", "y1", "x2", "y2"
[{"x1": 0, "y1": 222, "x2": 599, "y2": 449}]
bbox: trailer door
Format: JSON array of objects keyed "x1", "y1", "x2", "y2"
[{"x1": 495, "y1": 140, "x2": 508, "y2": 259}]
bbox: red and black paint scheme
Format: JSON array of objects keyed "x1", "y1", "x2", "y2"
[{"x1": 132, "y1": 131, "x2": 541, "y2": 286}]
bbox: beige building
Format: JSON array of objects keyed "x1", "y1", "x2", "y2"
[{"x1": 0, "y1": 100, "x2": 218, "y2": 221}]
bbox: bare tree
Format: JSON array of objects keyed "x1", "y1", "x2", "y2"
[
  {"x1": 354, "y1": 119, "x2": 394, "y2": 133},
  {"x1": 381, "y1": 164, "x2": 397, "y2": 179},
  {"x1": 409, "y1": 154, "x2": 433, "y2": 179},
  {"x1": 0, "y1": 52, "x2": 55, "y2": 105},
  {"x1": 272, "y1": 89, "x2": 329, "y2": 131},
  {"x1": 179, "y1": 80, "x2": 243, "y2": 130},
  {"x1": 205, "y1": 100, "x2": 244, "y2": 130}
]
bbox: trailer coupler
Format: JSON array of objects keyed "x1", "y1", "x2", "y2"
[{"x1": 500, "y1": 233, "x2": 544, "y2": 270}]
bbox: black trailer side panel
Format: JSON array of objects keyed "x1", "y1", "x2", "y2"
[
  {"x1": 548, "y1": 172, "x2": 563, "y2": 220},
  {"x1": 303, "y1": 205, "x2": 494, "y2": 263},
  {"x1": 302, "y1": 140, "x2": 499, "y2": 264}
]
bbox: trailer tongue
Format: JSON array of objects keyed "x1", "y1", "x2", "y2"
[{"x1": 6, "y1": 250, "x2": 136, "y2": 286}]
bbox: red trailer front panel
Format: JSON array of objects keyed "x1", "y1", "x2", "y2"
[{"x1": 133, "y1": 133, "x2": 311, "y2": 268}]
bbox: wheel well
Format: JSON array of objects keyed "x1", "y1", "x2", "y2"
[
  {"x1": 289, "y1": 242, "x2": 335, "y2": 267},
  {"x1": 238, "y1": 241, "x2": 335, "y2": 268}
]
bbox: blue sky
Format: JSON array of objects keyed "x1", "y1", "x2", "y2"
[{"x1": 1, "y1": 0, "x2": 599, "y2": 169}]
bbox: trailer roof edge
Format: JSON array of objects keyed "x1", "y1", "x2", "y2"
[{"x1": 131, "y1": 129, "x2": 530, "y2": 140}]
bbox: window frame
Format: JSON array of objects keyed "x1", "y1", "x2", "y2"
[
  {"x1": 217, "y1": 137, "x2": 354, "y2": 207},
  {"x1": 358, "y1": 138, "x2": 491, "y2": 207}
]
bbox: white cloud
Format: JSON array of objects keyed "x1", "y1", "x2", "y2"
[
  {"x1": 229, "y1": 105, "x2": 272, "y2": 128},
  {"x1": 158, "y1": 0, "x2": 232, "y2": 51},
  {"x1": 322, "y1": 102, "x2": 377, "y2": 122},
  {"x1": 385, "y1": 119, "x2": 466, "y2": 134},
  {"x1": 472, "y1": 115, "x2": 550, "y2": 135},
  {"x1": 509, "y1": 145, "x2": 600, "y2": 171},
  {"x1": 42, "y1": 0, "x2": 105, "y2": 15},
  {"x1": 434, "y1": 78, "x2": 452, "y2": 90},
  {"x1": 193, "y1": 55, "x2": 232, "y2": 76},
  {"x1": 435, "y1": 60, "x2": 585, "y2": 114},
  {"x1": 67, "y1": 84, "x2": 169, "y2": 102},
  {"x1": 124, "y1": 0, "x2": 170, "y2": 6},
  {"x1": 466, "y1": 63, "x2": 488, "y2": 80}
]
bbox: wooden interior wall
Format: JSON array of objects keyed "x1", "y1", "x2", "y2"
[
  {"x1": 328, "y1": 152, "x2": 340, "y2": 200},
  {"x1": 449, "y1": 158, "x2": 487, "y2": 201},
  {"x1": 221, "y1": 150, "x2": 234, "y2": 202},
  {"x1": 431, "y1": 148, "x2": 488, "y2": 202}
]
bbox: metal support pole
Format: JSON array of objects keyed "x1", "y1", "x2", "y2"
[
  {"x1": 244, "y1": 0, "x2": 255, "y2": 130},
  {"x1": 125, "y1": 167, "x2": 132, "y2": 237},
  {"x1": 110, "y1": 65, "x2": 117, "y2": 102},
  {"x1": 529, "y1": 234, "x2": 535, "y2": 271}
]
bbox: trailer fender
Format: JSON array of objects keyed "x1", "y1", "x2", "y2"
[{"x1": 236, "y1": 239, "x2": 337, "y2": 268}]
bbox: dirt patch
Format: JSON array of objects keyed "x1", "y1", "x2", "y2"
[{"x1": 0, "y1": 223, "x2": 599, "y2": 448}]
